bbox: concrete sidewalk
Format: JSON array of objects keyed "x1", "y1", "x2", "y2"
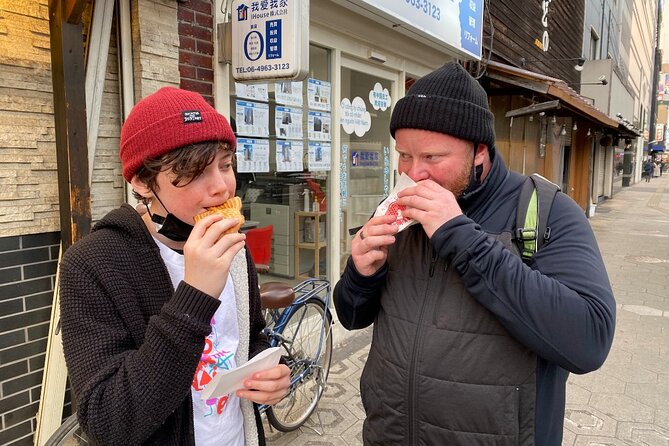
[{"x1": 265, "y1": 174, "x2": 669, "y2": 446}]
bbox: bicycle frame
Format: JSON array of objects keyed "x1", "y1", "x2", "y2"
[{"x1": 258, "y1": 278, "x2": 332, "y2": 415}]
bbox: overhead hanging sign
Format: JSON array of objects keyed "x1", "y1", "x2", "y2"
[
  {"x1": 231, "y1": 0, "x2": 309, "y2": 82},
  {"x1": 343, "y1": 0, "x2": 483, "y2": 59}
]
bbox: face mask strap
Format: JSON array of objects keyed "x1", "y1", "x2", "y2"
[
  {"x1": 146, "y1": 190, "x2": 194, "y2": 242},
  {"x1": 460, "y1": 141, "x2": 482, "y2": 198}
]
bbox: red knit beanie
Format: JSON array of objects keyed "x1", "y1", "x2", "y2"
[{"x1": 120, "y1": 87, "x2": 236, "y2": 182}]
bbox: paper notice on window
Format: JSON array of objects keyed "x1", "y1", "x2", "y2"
[
  {"x1": 201, "y1": 347, "x2": 282, "y2": 400},
  {"x1": 373, "y1": 173, "x2": 418, "y2": 233}
]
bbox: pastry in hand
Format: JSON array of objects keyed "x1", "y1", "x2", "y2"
[{"x1": 193, "y1": 196, "x2": 245, "y2": 234}]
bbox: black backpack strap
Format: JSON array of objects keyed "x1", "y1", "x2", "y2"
[
  {"x1": 515, "y1": 174, "x2": 560, "y2": 262},
  {"x1": 530, "y1": 173, "x2": 560, "y2": 251}
]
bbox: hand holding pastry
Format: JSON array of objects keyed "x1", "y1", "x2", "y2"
[
  {"x1": 397, "y1": 180, "x2": 463, "y2": 239},
  {"x1": 184, "y1": 196, "x2": 246, "y2": 298}
]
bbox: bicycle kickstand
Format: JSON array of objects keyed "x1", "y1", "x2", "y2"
[
  {"x1": 301, "y1": 379, "x2": 328, "y2": 436},
  {"x1": 300, "y1": 408, "x2": 325, "y2": 436}
]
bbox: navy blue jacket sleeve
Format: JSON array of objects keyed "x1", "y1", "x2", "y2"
[
  {"x1": 333, "y1": 257, "x2": 388, "y2": 330},
  {"x1": 431, "y1": 194, "x2": 616, "y2": 374}
]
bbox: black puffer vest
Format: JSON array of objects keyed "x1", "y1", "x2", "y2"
[{"x1": 360, "y1": 226, "x2": 536, "y2": 445}]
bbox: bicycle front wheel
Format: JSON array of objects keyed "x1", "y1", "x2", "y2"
[
  {"x1": 266, "y1": 297, "x2": 333, "y2": 432},
  {"x1": 44, "y1": 414, "x2": 90, "y2": 446}
]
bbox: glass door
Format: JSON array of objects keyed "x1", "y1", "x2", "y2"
[{"x1": 339, "y1": 58, "x2": 398, "y2": 270}]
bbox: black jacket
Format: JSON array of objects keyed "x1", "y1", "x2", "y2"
[
  {"x1": 60, "y1": 204, "x2": 269, "y2": 445},
  {"x1": 334, "y1": 155, "x2": 616, "y2": 445}
]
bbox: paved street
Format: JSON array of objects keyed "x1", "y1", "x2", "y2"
[{"x1": 265, "y1": 174, "x2": 669, "y2": 446}]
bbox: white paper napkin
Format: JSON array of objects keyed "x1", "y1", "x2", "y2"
[
  {"x1": 201, "y1": 347, "x2": 283, "y2": 400},
  {"x1": 372, "y1": 173, "x2": 418, "y2": 233}
]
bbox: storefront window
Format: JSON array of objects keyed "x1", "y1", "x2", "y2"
[
  {"x1": 339, "y1": 65, "x2": 394, "y2": 270},
  {"x1": 231, "y1": 45, "x2": 331, "y2": 282}
]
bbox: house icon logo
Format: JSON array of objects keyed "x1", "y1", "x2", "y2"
[{"x1": 237, "y1": 4, "x2": 248, "y2": 21}]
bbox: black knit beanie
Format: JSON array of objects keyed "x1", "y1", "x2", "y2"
[{"x1": 390, "y1": 62, "x2": 495, "y2": 151}]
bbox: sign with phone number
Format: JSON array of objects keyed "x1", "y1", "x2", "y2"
[
  {"x1": 355, "y1": 0, "x2": 483, "y2": 59},
  {"x1": 405, "y1": 0, "x2": 441, "y2": 21},
  {"x1": 232, "y1": 0, "x2": 309, "y2": 81},
  {"x1": 236, "y1": 62, "x2": 291, "y2": 74}
]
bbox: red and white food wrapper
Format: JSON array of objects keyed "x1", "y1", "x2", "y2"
[{"x1": 372, "y1": 173, "x2": 418, "y2": 233}]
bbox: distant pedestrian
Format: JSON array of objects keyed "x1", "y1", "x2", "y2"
[
  {"x1": 653, "y1": 161, "x2": 661, "y2": 178},
  {"x1": 643, "y1": 160, "x2": 653, "y2": 182}
]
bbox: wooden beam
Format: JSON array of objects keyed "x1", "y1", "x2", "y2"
[
  {"x1": 486, "y1": 71, "x2": 550, "y2": 94},
  {"x1": 63, "y1": 0, "x2": 87, "y2": 24},
  {"x1": 49, "y1": 0, "x2": 91, "y2": 249},
  {"x1": 505, "y1": 100, "x2": 561, "y2": 118},
  {"x1": 35, "y1": 0, "x2": 91, "y2": 443}
]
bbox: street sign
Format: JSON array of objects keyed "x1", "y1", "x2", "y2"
[{"x1": 231, "y1": 0, "x2": 309, "y2": 82}]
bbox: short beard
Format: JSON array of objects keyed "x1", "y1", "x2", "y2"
[{"x1": 450, "y1": 149, "x2": 475, "y2": 198}]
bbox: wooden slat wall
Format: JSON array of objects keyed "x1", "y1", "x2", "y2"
[
  {"x1": 569, "y1": 119, "x2": 591, "y2": 210},
  {"x1": 491, "y1": 96, "x2": 512, "y2": 163},
  {"x1": 487, "y1": 0, "x2": 585, "y2": 87},
  {"x1": 490, "y1": 95, "x2": 546, "y2": 178}
]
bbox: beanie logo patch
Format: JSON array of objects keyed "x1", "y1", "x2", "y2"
[{"x1": 182, "y1": 110, "x2": 203, "y2": 124}]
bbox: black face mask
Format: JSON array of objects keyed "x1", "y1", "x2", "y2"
[
  {"x1": 150, "y1": 212, "x2": 194, "y2": 242},
  {"x1": 146, "y1": 193, "x2": 194, "y2": 242}
]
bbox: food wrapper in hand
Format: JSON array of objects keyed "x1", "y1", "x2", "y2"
[{"x1": 373, "y1": 173, "x2": 418, "y2": 233}]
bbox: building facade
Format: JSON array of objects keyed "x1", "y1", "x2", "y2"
[{"x1": 0, "y1": 0, "x2": 661, "y2": 444}]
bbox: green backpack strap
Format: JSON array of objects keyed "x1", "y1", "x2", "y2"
[{"x1": 515, "y1": 173, "x2": 560, "y2": 262}]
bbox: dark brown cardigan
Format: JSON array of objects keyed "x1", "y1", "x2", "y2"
[{"x1": 59, "y1": 204, "x2": 268, "y2": 445}]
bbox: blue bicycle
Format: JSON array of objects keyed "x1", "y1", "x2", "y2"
[{"x1": 257, "y1": 278, "x2": 333, "y2": 432}]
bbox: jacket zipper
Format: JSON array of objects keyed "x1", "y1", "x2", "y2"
[
  {"x1": 429, "y1": 248, "x2": 438, "y2": 277},
  {"x1": 408, "y1": 246, "x2": 438, "y2": 444}
]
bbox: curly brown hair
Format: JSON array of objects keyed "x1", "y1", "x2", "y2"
[{"x1": 132, "y1": 141, "x2": 234, "y2": 202}]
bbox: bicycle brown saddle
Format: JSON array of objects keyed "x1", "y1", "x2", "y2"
[{"x1": 259, "y1": 282, "x2": 295, "y2": 309}]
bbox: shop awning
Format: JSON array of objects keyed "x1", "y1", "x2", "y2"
[
  {"x1": 618, "y1": 123, "x2": 642, "y2": 138},
  {"x1": 485, "y1": 61, "x2": 620, "y2": 129}
]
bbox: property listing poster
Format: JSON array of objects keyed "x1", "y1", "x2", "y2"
[
  {"x1": 307, "y1": 78, "x2": 331, "y2": 111},
  {"x1": 275, "y1": 81, "x2": 303, "y2": 106},
  {"x1": 308, "y1": 142, "x2": 331, "y2": 171},
  {"x1": 274, "y1": 106, "x2": 303, "y2": 139},
  {"x1": 275, "y1": 140, "x2": 304, "y2": 172},
  {"x1": 235, "y1": 82, "x2": 269, "y2": 102},
  {"x1": 236, "y1": 138, "x2": 270, "y2": 173},
  {"x1": 235, "y1": 100, "x2": 269, "y2": 137},
  {"x1": 308, "y1": 111, "x2": 331, "y2": 141}
]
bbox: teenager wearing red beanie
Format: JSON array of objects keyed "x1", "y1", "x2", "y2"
[{"x1": 59, "y1": 87, "x2": 289, "y2": 445}]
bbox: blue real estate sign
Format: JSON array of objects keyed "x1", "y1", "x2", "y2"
[
  {"x1": 232, "y1": 0, "x2": 309, "y2": 81},
  {"x1": 353, "y1": 0, "x2": 483, "y2": 60}
]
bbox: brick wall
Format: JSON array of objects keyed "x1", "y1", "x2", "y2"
[
  {"x1": 0, "y1": 232, "x2": 61, "y2": 446},
  {"x1": 178, "y1": 0, "x2": 215, "y2": 104}
]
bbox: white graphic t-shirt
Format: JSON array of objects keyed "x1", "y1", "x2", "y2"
[{"x1": 156, "y1": 240, "x2": 245, "y2": 446}]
